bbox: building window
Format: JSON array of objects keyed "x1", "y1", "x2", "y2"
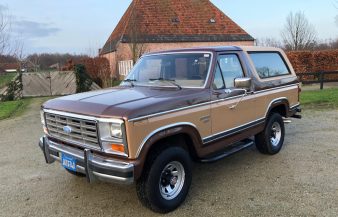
[{"x1": 118, "y1": 60, "x2": 134, "y2": 77}]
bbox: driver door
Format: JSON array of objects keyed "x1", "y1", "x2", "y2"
[{"x1": 209, "y1": 53, "x2": 257, "y2": 142}]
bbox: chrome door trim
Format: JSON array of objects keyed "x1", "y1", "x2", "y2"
[
  {"x1": 202, "y1": 117, "x2": 265, "y2": 143},
  {"x1": 203, "y1": 97, "x2": 290, "y2": 143},
  {"x1": 128, "y1": 84, "x2": 298, "y2": 122}
]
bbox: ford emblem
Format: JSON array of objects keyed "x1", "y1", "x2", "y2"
[{"x1": 63, "y1": 126, "x2": 72, "y2": 134}]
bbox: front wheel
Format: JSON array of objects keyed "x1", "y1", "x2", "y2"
[
  {"x1": 136, "y1": 147, "x2": 192, "y2": 213},
  {"x1": 255, "y1": 113, "x2": 285, "y2": 155}
]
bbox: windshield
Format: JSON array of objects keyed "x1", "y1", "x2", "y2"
[{"x1": 122, "y1": 53, "x2": 212, "y2": 88}]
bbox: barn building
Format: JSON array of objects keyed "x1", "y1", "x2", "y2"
[{"x1": 100, "y1": 0, "x2": 255, "y2": 78}]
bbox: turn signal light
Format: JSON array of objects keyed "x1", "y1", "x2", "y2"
[
  {"x1": 111, "y1": 144, "x2": 125, "y2": 153},
  {"x1": 43, "y1": 126, "x2": 49, "y2": 134}
]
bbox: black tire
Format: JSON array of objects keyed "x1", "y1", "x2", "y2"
[
  {"x1": 65, "y1": 169, "x2": 86, "y2": 177},
  {"x1": 255, "y1": 113, "x2": 285, "y2": 155},
  {"x1": 136, "y1": 146, "x2": 192, "y2": 213}
]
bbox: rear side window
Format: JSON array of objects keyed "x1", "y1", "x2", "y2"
[{"x1": 249, "y1": 52, "x2": 290, "y2": 79}]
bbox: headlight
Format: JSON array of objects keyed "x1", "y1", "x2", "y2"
[
  {"x1": 40, "y1": 110, "x2": 45, "y2": 125},
  {"x1": 40, "y1": 110, "x2": 48, "y2": 134},
  {"x1": 98, "y1": 120, "x2": 128, "y2": 156},
  {"x1": 111, "y1": 123, "x2": 123, "y2": 138}
]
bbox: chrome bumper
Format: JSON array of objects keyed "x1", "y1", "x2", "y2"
[{"x1": 38, "y1": 136, "x2": 134, "y2": 184}]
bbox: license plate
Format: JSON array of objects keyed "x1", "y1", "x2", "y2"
[{"x1": 61, "y1": 153, "x2": 77, "y2": 172}]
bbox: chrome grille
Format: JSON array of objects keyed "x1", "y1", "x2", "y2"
[{"x1": 45, "y1": 113, "x2": 100, "y2": 149}]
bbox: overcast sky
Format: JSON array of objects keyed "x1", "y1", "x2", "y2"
[{"x1": 1, "y1": 0, "x2": 338, "y2": 55}]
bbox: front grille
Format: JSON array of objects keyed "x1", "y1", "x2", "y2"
[{"x1": 45, "y1": 113, "x2": 100, "y2": 149}]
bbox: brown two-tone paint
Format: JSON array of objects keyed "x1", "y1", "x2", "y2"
[{"x1": 42, "y1": 46, "x2": 301, "y2": 180}]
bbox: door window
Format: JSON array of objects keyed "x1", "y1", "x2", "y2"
[
  {"x1": 212, "y1": 64, "x2": 225, "y2": 90},
  {"x1": 213, "y1": 54, "x2": 244, "y2": 89}
]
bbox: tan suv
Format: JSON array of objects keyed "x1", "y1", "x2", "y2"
[{"x1": 38, "y1": 46, "x2": 301, "y2": 213}]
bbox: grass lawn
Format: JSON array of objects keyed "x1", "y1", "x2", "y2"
[
  {"x1": 300, "y1": 88, "x2": 338, "y2": 109},
  {"x1": 0, "y1": 98, "x2": 31, "y2": 120},
  {"x1": 0, "y1": 73, "x2": 17, "y2": 89}
]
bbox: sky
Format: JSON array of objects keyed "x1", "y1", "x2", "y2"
[{"x1": 1, "y1": 0, "x2": 338, "y2": 55}]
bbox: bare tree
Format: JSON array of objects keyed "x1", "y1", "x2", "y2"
[
  {"x1": 127, "y1": 12, "x2": 147, "y2": 64},
  {"x1": 0, "y1": 5, "x2": 25, "y2": 68},
  {"x1": 335, "y1": 1, "x2": 338, "y2": 26},
  {"x1": 256, "y1": 37, "x2": 283, "y2": 48},
  {"x1": 86, "y1": 41, "x2": 100, "y2": 58},
  {"x1": 281, "y1": 11, "x2": 317, "y2": 51},
  {"x1": 0, "y1": 7, "x2": 11, "y2": 56}
]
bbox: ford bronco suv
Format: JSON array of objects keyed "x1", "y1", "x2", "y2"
[{"x1": 38, "y1": 46, "x2": 301, "y2": 213}]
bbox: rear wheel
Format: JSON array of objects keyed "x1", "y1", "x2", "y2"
[
  {"x1": 255, "y1": 113, "x2": 285, "y2": 155},
  {"x1": 136, "y1": 146, "x2": 192, "y2": 213}
]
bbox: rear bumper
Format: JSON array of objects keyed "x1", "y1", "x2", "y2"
[
  {"x1": 289, "y1": 104, "x2": 302, "y2": 119},
  {"x1": 38, "y1": 136, "x2": 134, "y2": 184}
]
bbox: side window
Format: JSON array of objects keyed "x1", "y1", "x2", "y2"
[
  {"x1": 249, "y1": 52, "x2": 290, "y2": 79},
  {"x1": 212, "y1": 64, "x2": 224, "y2": 90},
  {"x1": 218, "y1": 54, "x2": 244, "y2": 88}
]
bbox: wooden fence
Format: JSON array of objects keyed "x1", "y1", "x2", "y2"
[
  {"x1": 22, "y1": 71, "x2": 100, "y2": 97},
  {"x1": 297, "y1": 71, "x2": 338, "y2": 90}
]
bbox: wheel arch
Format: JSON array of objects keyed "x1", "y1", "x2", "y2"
[
  {"x1": 265, "y1": 97, "x2": 290, "y2": 118},
  {"x1": 134, "y1": 123, "x2": 203, "y2": 180}
]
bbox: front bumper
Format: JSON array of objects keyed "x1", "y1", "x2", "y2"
[{"x1": 38, "y1": 136, "x2": 134, "y2": 184}]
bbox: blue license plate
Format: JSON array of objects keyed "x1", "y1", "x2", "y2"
[{"x1": 61, "y1": 153, "x2": 77, "y2": 172}]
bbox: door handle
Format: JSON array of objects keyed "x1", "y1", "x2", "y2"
[
  {"x1": 227, "y1": 89, "x2": 247, "y2": 110},
  {"x1": 224, "y1": 89, "x2": 232, "y2": 94}
]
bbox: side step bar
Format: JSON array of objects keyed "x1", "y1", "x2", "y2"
[{"x1": 200, "y1": 139, "x2": 254, "y2": 163}]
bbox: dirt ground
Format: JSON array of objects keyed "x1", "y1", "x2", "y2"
[{"x1": 0, "y1": 98, "x2": 337, "y2": 217}]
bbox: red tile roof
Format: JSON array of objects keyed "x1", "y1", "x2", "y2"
[
  {"x1": 1, "y1": 63, "x2": 20, "y2": 70},
  {"x1": 101, "y1": 0, "x2": 254, "y2": 54}
]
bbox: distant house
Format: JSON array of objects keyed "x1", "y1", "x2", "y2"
[
  {"x1": 0, "y1": 61, "x2": 38, "y2": 73},
  {"x1": 49, "y1": 63, "x2": 61, "y2": 70},
  {"x1": 1, "y1": 63, "x2": 21, "y2": 73},
  {"x1": 22, "y1": 60, "x2": 39, "y2": 72},
  {"x1": 100, "y1": 0, "x2": 254, "y2": 77}
]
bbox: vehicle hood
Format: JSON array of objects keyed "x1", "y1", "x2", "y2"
[{"x1": 42, "y1": 86, "x2": 210, "y2": 120}]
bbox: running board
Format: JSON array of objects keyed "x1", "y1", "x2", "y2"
[{"x1": 200, "y1": 139, "x2": 254, "y2": 163}]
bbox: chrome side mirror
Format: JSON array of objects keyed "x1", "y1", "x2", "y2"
[{"x1": 234, "y1": 77, "x2": 252, "y2": 90}]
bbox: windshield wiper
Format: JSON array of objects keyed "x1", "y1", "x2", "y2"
[
  {"x1": 123, "y1": 79, "x2": 137, "y2": 87},
  {"x1": 149, "y1": 78, "x2": 182, "y2": 90}
]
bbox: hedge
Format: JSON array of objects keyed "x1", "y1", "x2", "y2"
[{"x1": 286, "y1": 50, "x2": 338, "y2": 81}]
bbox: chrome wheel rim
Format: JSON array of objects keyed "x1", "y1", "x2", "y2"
[
  {"x1": 270, "y1": 122, "x2": 282, "y2": 147},
  {"x1": 159, "y1": 161, "x2": 185, "y2": 200}
]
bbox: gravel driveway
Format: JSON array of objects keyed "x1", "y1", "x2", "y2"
[{"x1": 0, "y1": 98, "x2": 337, "y2": 217}]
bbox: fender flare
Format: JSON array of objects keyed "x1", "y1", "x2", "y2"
[
  {"x1": 136, "y1": 122, "x2": 203, "y2": 159},
  {"x1": 265, "y1": 97, "x2": 290, "y2": 118},
  {"x1": 133, "y1": 123, "x2": 203, "y2": 180}
]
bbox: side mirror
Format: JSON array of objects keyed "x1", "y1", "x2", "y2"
[{"x1": 234, "y1": 77, "x2": 252, "y2": 90}]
